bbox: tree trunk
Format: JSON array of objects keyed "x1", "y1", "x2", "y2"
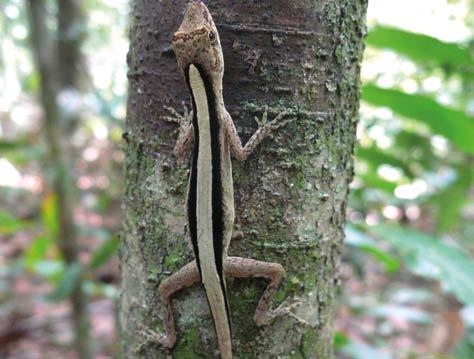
[
  {"x1": 27, "y1": 1, "x2": 91, "y2": 358},
  {"x1": 120, "y1": 0, "x2": 367, "y2": 358},
  {"x1": 58, "y1": 0, "x2": 87, "y2": 90},
  {"x1": 57, "y1": 0, "x2": 89, "y2": 134}
]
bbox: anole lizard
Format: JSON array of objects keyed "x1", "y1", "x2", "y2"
[{"x1": 147, "y1": 2, "x2": 292, "y2": 358}]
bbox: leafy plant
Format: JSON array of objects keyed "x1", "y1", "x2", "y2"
[
  {"x1": 0, "y1": 211, "x2": 27, "y2": 234},
  {"x1": 47, "y1": 263, "x2": 83, "y2": 301},
  {"x1": 366, "y1": 25, "x2": 473, "y2": 77},
  {"x1": 89, "y1": 236, "x2": 120, "y2": 270},
  {"x1": 362, "y1": 84, "x2": 474, "y2": 154},
  {"x1": 369, "y1": 224, "x2": 474, "y2": 306},
  {"x1": 342, "y1": 20, "x2": 474, "y2": 358},
  {"x1": 25, "y1": 236, "x2": 51, "y2": 270},
  {"x1": 345, "y1": 225, "x2": 400, "y2": 273}
]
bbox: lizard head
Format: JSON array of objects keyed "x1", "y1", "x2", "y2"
[{"x1": 172, "y1": 1, "x2": 224, "y2": 82}]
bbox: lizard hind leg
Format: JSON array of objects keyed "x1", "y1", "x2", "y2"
[
  {"x1": 224, "y1": 256, "x2": 285, "y2": 326},
  {"x1": 142, "y1": 260, "x2": 200, "y2": 349}
]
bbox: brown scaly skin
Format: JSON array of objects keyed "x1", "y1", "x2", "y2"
[{"x1": 145, "y1": 2, "x2": 294, "y2": 358}]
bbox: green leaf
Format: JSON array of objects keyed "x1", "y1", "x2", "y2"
[
  {"x1": 454, "y1": 336, "x2": 474, "y2": 359},
  {"x1": 22, "y1": 71, "x2": 40, "y2": 93},
  {"x1": 358, "y1": 172, "x2": 397, "y2": 193},
  {"x1": 41, "y1": 193, "x2": 59, "y2": 238},
  {"x1": 0, "y1": 139, "x2": 27, "y2": 151},
  {"x1": 431, "y1": 166, "x2": 472, "y2": 233},
  {"x1": 47, "y1": 263, "x2": 82, "y2": 301},
  {"x1": 3, "y1": 147, "x2": 45, "y2": 165},
  {"x1": 0, "y1": 211, "x2": 24, "y2": 234},
  {"x1": 369, "y1": 224, "x2": 474, "y2": 306},
  {"x1": 89, "y1": 236, "x2": 120, "y2": 270},
  {"x1": 345, "y1": 225, "x2": 400, "y2": 273},
  {"x1": 360, "y1": 245, "x2": 400, "y2": 273},
  {"x1": 25, "y1": 236, "x2": 51, "y2": 270},
  {"x1": 366, "y1": 25, "x2": 473, "y2": 76},
  {"x1": 392, "y1": 131, "x2": 436, "y2": 168},
  {"x1": 333, "y1": 331, "x2": 349, "y2": 349},
  {"x1": 0, "y1": 139, "x2": 43, "y2": 165},
  {"x1": 356, "y1": 144, "x2": 414, "y2": 178},
  {"x1": 362, "y1": 84, "x2": 474, "y2": 154}
]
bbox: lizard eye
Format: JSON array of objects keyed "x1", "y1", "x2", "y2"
[{"x1": 208, "y1": 31, "x2": 216, "y2": 41}]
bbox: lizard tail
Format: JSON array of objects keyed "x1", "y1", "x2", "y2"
[{"x1": 201, "y1": 270, "x2": 232, "y2": 359}]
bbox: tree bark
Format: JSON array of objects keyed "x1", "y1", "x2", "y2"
[
  {"x1": 57, "y1": 0, "x2": 89, "y2": 135},
  {"x1": 120, "y1": 0, "x2": 367, "y2": 358},
  {"x1": 56, "y1": 2, "x2": 92, "y2": 357},
  {"x1": 58, "y1": 0, "x2": 87, "y2": 90},
  {"x1": 27, "y1": 1, "x2": 91, "y2": 358}
]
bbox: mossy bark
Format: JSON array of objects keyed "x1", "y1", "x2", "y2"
[{"x1": 120, "y1": 1, "x2": 367, "y2": 358}]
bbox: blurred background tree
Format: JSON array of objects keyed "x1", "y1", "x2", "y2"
[
  {"x1": 0, "y1": 0, "x2": 472, "y2": 358},
  {"x1": 0, "y1": 0, "x2": 126, "y2": 357},
  {"x1": 27, "y1": 0, "x2": 91, "y2": 356}
]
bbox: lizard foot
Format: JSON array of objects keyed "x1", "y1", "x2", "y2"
[
  {"x1": 162, "y1": 101, "x2": 195, "y2": 160},
  {"x1": 138, "y1": 328, "x2": 176, "y2": 350},
  {"x1": 254, "y1": 299, "x2": 309, "y2": 327},
  {"x1": 162, "y1": 101, "x2": 193, "y2": 130},
  {"x1": 254, "y1": 106, "x2": 295, "y2": 135}
]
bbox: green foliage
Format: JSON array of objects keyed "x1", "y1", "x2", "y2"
[
  {"x1": 41, "y1": 192, "x2": 59, "y2": 238},
  {"x1": 454, "y1": 335, "x2": 474, "y2": 359},
  {"x1": 89, "y1": 236, "x2": 120, "y2": 270},
  {"x1": 333, "y1": 331, "x2": 349, "y2": 349},
  {"x1": 3, "y1": 147, "x2": 45, "y2": 166},
  {"x1": 392, "y1": 131, "x2": 436, "y2": 169},
  {"x1": 369, "y1": 224, "x2": 474, "y2": 306},
  {"x1": 343, "y1": 20, "x2": 474, "y2": 357},
  {"x1": 0, "y1": 138, "x2": 43, "y2": 166},
  {"x1": 345, "y1": 225, "x2": 400, "y2": 273},
  {"x1": 47, "y1": 263, "x2": 83, "y2": 302},
  {"x1": 0, "y1": 211, "x2": 26, "y2": 234},
  {"x1": 430, "y1": 166, "x2": 472, "y2": 233},
  {"x1": 0, "y1": 139, "x2": 28, "y2": 151},
  {"x1": 362, "y1": 84, "x2": 474, "y2": 154},
  {"x1": 356, "y1": 144, "x2": 414, "y2": 178},
  {"x1": 25, "y1": 236, "x2": 51, "y2": 270},
  {"x1": 358, "y1": 172, "x2": 398, "y2": 193},
  {"x1": 366, "y1": 25, "x2": 473, "y2": 77},
  {"x1": 22, "y1": 71, "x2": 40, "y2": 93}
]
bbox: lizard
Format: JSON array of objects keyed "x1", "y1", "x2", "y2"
[{"x1": 146, "y1": 1, "x2": 292, "y2": 358}]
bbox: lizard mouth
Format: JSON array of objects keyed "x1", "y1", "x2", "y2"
[{"x1": 172, "y1": 27, "x2": 208, "y2": 43}]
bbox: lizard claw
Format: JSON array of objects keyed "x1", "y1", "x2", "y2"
[
  {"x1": 254, "y1": 107, "x2": 294, "y2": 131},
  {"x1": 254, "y1": 313, "x2": 271, "y2": 327},
  {"x1": 254, "y1": 299, "x2": 308, "y2": 327},
  {"x1": 254, "y1": 106, "x2": 269, "y2": 127},
  {"x1": 138, "y1": 328, "x2": 176, "y2": 349},
  {"x1": 162, "y1": 101, "x2": 193, "y2": 127}
]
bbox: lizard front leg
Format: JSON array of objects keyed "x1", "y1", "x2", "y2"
[
  {"x1": 141, "y1": 260, "x2": 200, "y2": 349},
  {"x1": 162, "y1": 101, "x2": 194, "y2": 160},
  {"x1": 225, "y1": 256, "x2": 285, "y2": 326},
  {"x1": 224, "y1": 107, "x2": 294, "y2": 161}
]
